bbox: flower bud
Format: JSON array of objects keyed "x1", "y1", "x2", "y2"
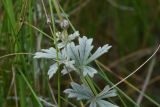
[{"x1": 60, "y1": 19, "x2": 69, "y2": 29}]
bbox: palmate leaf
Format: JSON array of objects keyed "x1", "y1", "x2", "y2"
[
  {"x1": 34, "y1": 47, "x2": 57, "y2": 59},
  {"x1": 89, "y1": 101, "x2": 97, "y2": 107},
  {"x1": 64, "y1": 82, "x2": 94, "y2": 100},
  {"x1": 48, "y1": 63, "x2": 58, "y2": 79},
  {"x1": 64, "y1": 82, "x2": 118, "y2": 107},
  {"x1": 86, "y1": 44, "x2": 112, "y2": 64},
  {"x1": 89, "y1": 100, "x2": 118, "y2": 107},
  {"x1": 78, "y1": 36, "x2": 94, "y2": 64},
  {"x1": 96, "y1": 100, "x2": 118, "y2": 107},
  {"x1": 97, "y1": 85, "x2": 117, "y2": 99},
  {"x1": 66, "y1": 42, "x2": 80, "y2": 65},
  {"x1": 34, "y1": 48, "x2": 75, "y2": 79},
  {"x1": 82, "y1": 66, "x2": 97, "y2": 77},
  {"x1": 66, "y1": 36, "x2": 112, "y2": 77}
]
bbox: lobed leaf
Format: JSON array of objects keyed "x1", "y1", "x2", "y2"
[{"x1": 34, "y1": 47, "x2": 57, "y2": 59}]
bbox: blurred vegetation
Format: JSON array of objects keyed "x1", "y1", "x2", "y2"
[{"x1": 0, "y1": 0, "x2": 160, "y2": 107}]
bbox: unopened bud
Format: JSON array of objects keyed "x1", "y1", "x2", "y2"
[
  {"x1": 47, "y1": 17, "x2": 51, "y2": 24},
  {"x1": 60, "y1": 19, "x2": 69, "y2": 29}
]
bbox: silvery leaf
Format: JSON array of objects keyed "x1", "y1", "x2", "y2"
[
  {"x1": 34, "y1": 47, "x2": 57, "y2": 59},
  {"x1": 60, "y1": 48, "x2": 71, "y2": 60},
  {"x1": 89, "y1": 101, "x2": 97, "y2": 107},
  {"x1": 48, "y1": 63, "x2": 58, "y2": 79},
  {"x1": 57, "y1": 42, "x2": 66, "y2": 49},
  {"x1": 61, "y1": 66, "x2": 73, "y2": 75},
  {"x1": 78, "y1": 36, "x2": 93, "y2": 64},
  {"x1": 89, "y1": 100, "x2": 119, "y2": 107},
  {"x1": 86, "y1": 44, "x2": 112, "y2": 64},
  {"x1": 64, "y1": 82, "x2": 94, "y2": 100},
  {"x1": 65, "y1": 83, "x2": 118, "y2": 107},
  {"x1": 66, "y1": 36, "x2": 111, "y2": 77},
  {"x1": 97, "y1": 100, "x2": 119, "y2": 107},
  {"x1": 61, "y1": 60, "x2": 76, "y2": 75},
  {"x1": 63, "y1": 60, "x2": 75, "y2": 70},
  {"x1": 66, "y1": 42, "x2": 80, "y2": 65},
  {"x1": 68, "y1": 31, "x2": 80, "y2": 41},
  {"x1": 97, "y1": 85, "x2": 117, "y2": 99},
  {"x1": 82, "y1": 66, "x2": 97, "y2": 77},
  {"x1": 33, "y1": 47, "x2": 76, "y2": 79}
]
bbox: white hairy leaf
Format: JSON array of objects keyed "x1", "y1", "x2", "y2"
[
  {"x1": 34, "y1": 47, "x2": 75, "y2": 79},
  {"x1": 64, "y1": 82, "x2": 94, "y2": 100},
  {"x1": 48, "y1": 63, "x2": 58, "y2": 79},
  {"x1": 64, "y1": 82, "x2": 118, "y2": 107},
  {"x1": 66, "y1": 36, "x2": 111, "y2": 77},
  {"x1": 34, "y1": 47, "x2": 57, "y2": 59}
]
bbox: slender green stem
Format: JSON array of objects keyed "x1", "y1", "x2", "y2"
[
  {"x1": 41, "y1": 0, "x2": 61, "y2": 107},
  {"x1": 51, "y1": 1, "x2": 64, "y2": 107},
  {"x1": 85, "y1": 76, "x2": 98, "y2": 95},
  {"x1": 19, "y1": 71, "x2": 43, "y2": 107},
  {"x1": 80, "y1": 101, "x2": 85, "y2": 107},
  {"x1": 80, "y1": 74, "x2": 97, "y2": 96},
  {"x1": 52, "y1": 0, "x2": 63, "y2": 21}
]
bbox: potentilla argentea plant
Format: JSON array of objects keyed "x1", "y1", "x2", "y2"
[
  {"x1": 34, "y1": 35, "x2": 111, "y2": 78},
  {"x1": 34, "y1": 31, "x2": 118, "y2": 107}
]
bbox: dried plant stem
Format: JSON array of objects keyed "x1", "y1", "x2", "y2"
[
  {"x1": 109, "y1": 44, "x2": 160, "y2": 90},
  {"x1": 109, "y1": 48, "x2": 153, "y2": 68},
  {"x1": 49, "y1": 83, "x2": 58, "y2": 105},
  {"x1": 97, "y1": 60, "x2": 160, "y2": 107},
  {"x1": 69, "y1": 0, "x2": 91, "y2": 16},
  {"x1": 136, "y1": 57, "x2": 156, "y2": 105},
  {"x1": 52, "y1": 0, "x2": 63, "y2": 21},
  {"x1": 39, "y1": 98, "x2": 57, "y2": 107}
]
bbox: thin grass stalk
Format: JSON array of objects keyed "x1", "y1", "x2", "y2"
[{"x1": 19, "y1": 71, "x2": 43, "y2": 107}]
